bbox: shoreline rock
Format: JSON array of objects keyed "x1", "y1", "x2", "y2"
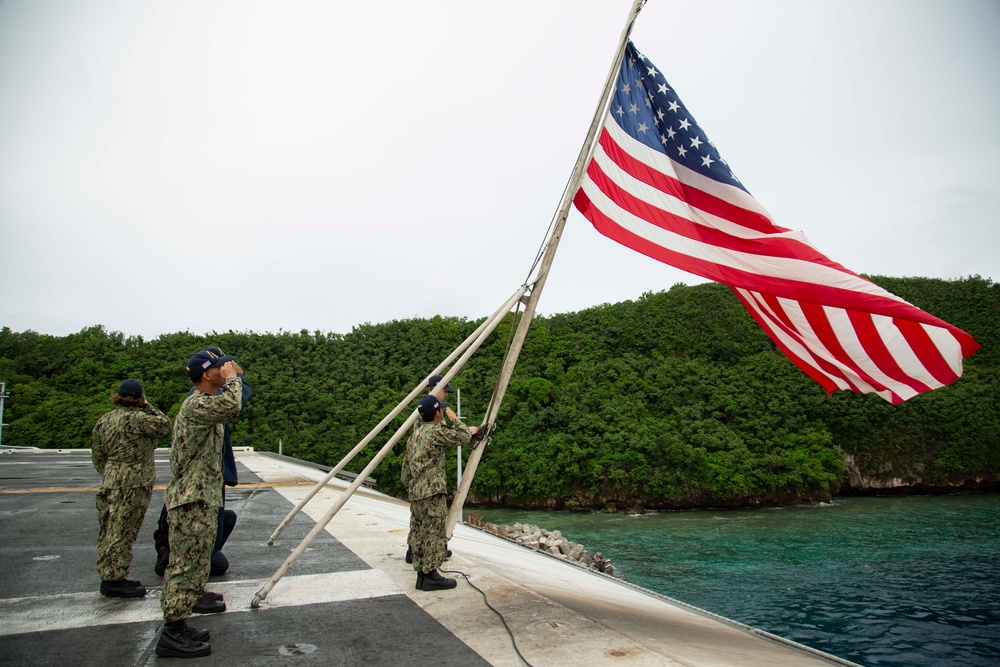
[{"x1": 466, "y1": 514, "x2": 618, "y2": 578}]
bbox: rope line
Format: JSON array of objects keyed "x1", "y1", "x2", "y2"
[{"x1": 440, "y1": 568, "x2": 535, "y2": 667}]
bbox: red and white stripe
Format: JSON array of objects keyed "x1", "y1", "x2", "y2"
[{"x1": 573, "y1": 117, "x2": 979, "y2": 403}]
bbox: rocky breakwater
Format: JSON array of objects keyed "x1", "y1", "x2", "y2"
[{"x1": 468, "y1": 516, "x2": 618, "y2": 577}]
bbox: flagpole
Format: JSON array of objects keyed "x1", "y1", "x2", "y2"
[
  {"x1": 266, "y1": 285, "x2": 529, "y2": 546},
  {"x1": 446, "y1": 0, "x2": 646, "y2": 537},
  {"x1": 250, "y1": 286, "x2": 528, "y2": 608}
]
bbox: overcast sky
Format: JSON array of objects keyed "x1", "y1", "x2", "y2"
[{"x1": 2, "y1": 0, "x2": 998, "y2": 339}]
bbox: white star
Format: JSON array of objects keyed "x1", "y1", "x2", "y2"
[
  {"x1": 660, "y1": 133, "x2": 669, "y2": 146},
  {"x1": 658, "y1": 83, "x2": 669, "y2": 95},
  {"x1": 656, "y1": 108, "x2": 665, "y2": 121},
  {"x1": 647, "y1": 66, "x2": 658, "y2": 78},
  {"x1": 690, "y1": 136, "x2": 703, "y2": 149},
  {"x1": 678, "y1": 118, "x2": 692, "y2": 131},
  {"x1": 637, "y1": 121, "x2": 649, "y2": 134},
  {"x1": 677, "y1": 145, "x2": 688, "y2": 157},
  {"x1": 701, "y1": 154, "x2": 714, "y2": 168},
  {"x1": 638, "y1": 53, "x2": 646, "y2": 61},
  {"x1": 621, "y1": 83, "x2": 631, "y2": 94},
  {"x1": 628, "y1": 56, "x2": 636, "y2": 68},
  {"x1": 666, "y1": 126, "x2": 676, "y2": 139},
  {"x1": 629, "y1": 102, "x2": 639, "y2": 114},
  {"x1": 668, "y1": 100, "x2": 680, "y2": 113},
  {"x1": 645, "y1": 97, "x2": 652, "y2": 108},
  {"x1": 615, "y1": 105, "x2": 625, "y2": 117}
]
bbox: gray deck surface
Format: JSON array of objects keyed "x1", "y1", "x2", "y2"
[
  {"x1": 0, "y1": 450, "x2": 487, "y2": 666},
  {"x1": 1, "y1": 448, "x2": 858, "y2": 666}
]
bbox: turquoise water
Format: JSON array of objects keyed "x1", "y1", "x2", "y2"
[{"x1": 477, "y1": 494, "x2": 1000, "y2": 666}]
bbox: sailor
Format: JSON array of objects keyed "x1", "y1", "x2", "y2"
[
  {"x1": 91, "y1": 379, "x2": 170, "y2": 598},
  {"x1": 404, "y1": 374, "x2": 455, "y2": 565},
  {"x1": 427, "y1": 374, "x2": 455, "y2": 410},
  {"x1": 202, "y1": 345, "x2": 251, "y2": 575},
  {"x1": 403, "y1": 394, "x2": 477, "y2": 591},
  {"x1": 155, "y1": 350, "x2": 243, "y2": 658},
  {"x1": 154, "y1": 345, "x2": 251, "y2": 579}
]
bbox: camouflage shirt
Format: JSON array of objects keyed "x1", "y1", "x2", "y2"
[
  {"x1": 165, "y1": 375, "x2": 243, "y2": 510},
  {"x1": 91, "y1": 404, "x2": 171, "y2": 489},
  {"x1": 402, "y1": 418, "x2": 471, "y2": 501}
]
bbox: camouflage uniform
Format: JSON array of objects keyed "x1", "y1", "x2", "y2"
[
  {"x1": 402, "y1": 418, "x2": 470, "y2": 574},
  {"x1": 92, "y1": 402, "x2": 170, "y2": 581},
  {"x1": 161, "y1": 375, "x2": 242, "y2": 623}
]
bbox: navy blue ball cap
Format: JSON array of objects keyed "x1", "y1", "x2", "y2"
[
  {"x1": 118, "y1": 379, "x2": 143, "y2": 398},
  {"x1": 417, "y1": 395, "x2": 443, "y2": 419},
  {"x1": 187, "y1": 348, "x2": 236, "y2": 381},
  {"x1": 428, "y1": 374, "x2": 455, "y2": 392}
]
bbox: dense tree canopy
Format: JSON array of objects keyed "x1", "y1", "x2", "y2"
[{"x1": 2, "y1": 276, "x2": 997, "y2": 509}]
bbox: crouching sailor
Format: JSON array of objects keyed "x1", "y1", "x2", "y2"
[
  {"x1": 156, "y1": 350, "x2": 243, "y2": 658},
  {"x1": 403, "y1": 394, "x2": 477, "y2": 591}
]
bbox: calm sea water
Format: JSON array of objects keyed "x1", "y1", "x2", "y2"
[{"x1": 477, "y1": 494, "x2": 1000, "y2": 667}]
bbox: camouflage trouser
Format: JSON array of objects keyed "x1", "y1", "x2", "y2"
[
  {"x1": 95, "y1": 484, "x2": 152, "y2": 581},
  {"x1": 408, "y1": 493, "x2": 448, "y2": 574},
  {"x1": 161, "y1": 501, "x2": 218, "y2": 622}
]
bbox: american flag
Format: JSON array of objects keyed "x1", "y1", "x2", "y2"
[{"x1": 573, "y1": 42, "x2": 979, "y2": 404}]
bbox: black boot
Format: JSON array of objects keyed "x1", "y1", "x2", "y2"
[
  {"x1": 155, "y1": 620, "x2": 211, "y2": 658},
  {"x1": 183, "y1": 623, "x2": 211, "y2": 643},
  {"x1": 416, "y1": 569, "x2": 457, "y2": 591},
  {"x1": 100, "y1": 579, "x2": 147, "y2": 598},
  {"x1": 192, "y1": 591, "x2": 226, "y2": 614}
]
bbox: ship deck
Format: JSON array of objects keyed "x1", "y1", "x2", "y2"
[{"x1": 0, "y1": 447, "x2": 859, "y2": 666}]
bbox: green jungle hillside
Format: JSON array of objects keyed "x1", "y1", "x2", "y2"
[{"x1": 2, "y1": 275, "x2": 998, "y2": 510}]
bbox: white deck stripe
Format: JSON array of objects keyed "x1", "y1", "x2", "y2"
[{"x1": 0, "y1": 569, "x2": 403, "y2": 637}]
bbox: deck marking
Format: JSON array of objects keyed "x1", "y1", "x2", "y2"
[{"x1": 0, "y1": 569, "x2": 403, "y2": 637}]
